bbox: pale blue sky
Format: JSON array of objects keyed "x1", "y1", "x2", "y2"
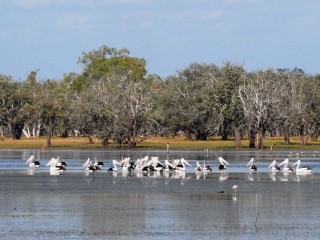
[{"x1": 1, "y1": 0, "x2": 319, "y2": 80}]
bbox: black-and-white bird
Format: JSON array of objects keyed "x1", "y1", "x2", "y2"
[
  {"x1": 26, "y1": 155, "x2": 40, "y2": 168},
  {"x1": 218, "y1": 157, "x2": 229, "y2": 171}
]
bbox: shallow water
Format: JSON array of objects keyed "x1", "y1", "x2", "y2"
[{"x1": 0, "y1": 149, "x2": 319, "y2": 239}]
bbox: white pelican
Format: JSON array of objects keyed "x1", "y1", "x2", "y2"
[
  {"x1": 175, "y1": 158, "x2": 191, "y2": 172},
  {"x1": 291, "y1": 160, "x2": 312, "y2": 173},
  {"x1": 279, "y1": 158, "x2": 293, "y2": 173},
  {"x1": 218, "y1": 157, "x2": 229, "y2": 171},
  {"x1": 195, "y1": 161, "x2": 202, "y2": 171},
  {"x1": 247, "y1": 157, "x2": 257, "y2": 171},
  {"x1": 164, "y1": 160, "x2": 175, "y2": 172},
  {"x1": 94, "y1": 157, "x2": 104, "y2": 168},
  {"x1": 196, "y1": 161, "x2": 212, "y2": 172},
  {"x1": 107, "y1": 160, "x2": 121, "y2": 172},
  {"x1": 47, "y1": 157, "x2": 65, "y2": 175},
  {"x1": 26, "y1": 155, "x2": 40, "y2": 168},
  {"x1": 150, "y1": 156, "x2": 164, "y2": 171},
  {"x1": 83, "y1": 157, "x2": 97, "y2": 173},
  {"x1": 55, "y1": 156, "x2": 67, "y2": 167},
  {"x1": 268, "y1": 160, "x2": 280, "y2": 172}
]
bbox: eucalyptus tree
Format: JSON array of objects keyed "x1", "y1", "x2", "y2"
[
  {"x1": 106, "y1": 73, "x2": 157, "y2": 146},
  {"x1": 68, "y1": 45, "x2": 155, "y2": 147},
  {"x1": 20, "y1": 70, "x2": 42, "y2": 138},
  {"x1": 287, "y1": 68, "x2": 310, "y2": 144},
  {"x1": 161, "y1": 63, "x2": 223, "y2": 140},
  {"x1": 34, "y1": 80, "x2": 64, "y2": 147},
  {"x1": 214, "y1": 62, "x2": 245, "y2": 148},
  {"x1": 239, "y1": 69, "x2": 282, "y2": 148},
  {"x1": 303, "y1": 75, "x2": 320, "y2": 141},
  {"x1": 0, "y1": 74, "x2": 30, "y2": 139}
]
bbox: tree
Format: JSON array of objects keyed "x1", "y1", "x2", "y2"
[
  {"x1": 0, "y1": 75, "x2": 29, "y2": 139},
  {"x1": 214, "y1": 62, "x2": 245, "y2": 148},
  {"x1": 69, "y1": 45, "x2": 153, "y2": 147},
  {"x1": 160, "y1": 63, "x2": 223, "y2": 140},
  {"x1": 35, "y1": 80, "x2": 64, "y2": 147},
  {"x1": 20, "y1": 70, "x2": 42, "y2": 138},
  {"x1": 239, "y1": 69, "x2": 282, "y2": 148}
]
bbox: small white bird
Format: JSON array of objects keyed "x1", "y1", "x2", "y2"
[
  {"x1": 107, "y1": 160, "x2": 121, "y2": 172},
  {"x1": 291, "y1": 160, "x2": 312, "y2": 174},
  {"x1": 26, "y1": 155, "x2": 40, "y2": 168},
  {"x1": 268, "y1": 160, "x2": 280, "y2": 172},
  {"x1": 247, "y1": 157, "x2": 257, "y2": 171},
  {"x1": 218, "y1": 157, "x2": 229, "y2": 171},
  {"x1": 233, "y1": 185, "x2": 238, "y2": 194}
]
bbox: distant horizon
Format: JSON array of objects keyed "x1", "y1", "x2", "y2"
[{"x1": 1, "y1": 0, "x2": 319, "y2": 80}]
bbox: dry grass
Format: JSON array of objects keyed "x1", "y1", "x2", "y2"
[{"x1": 1, "y1": 136, "x2": 320, "y2": 150}]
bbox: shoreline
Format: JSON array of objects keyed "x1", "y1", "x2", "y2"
[{"x1": 1, "y1": 136, "x2": 320, "y2": 151}]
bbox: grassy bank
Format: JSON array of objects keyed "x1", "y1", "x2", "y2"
[{"x1": 1, "y1": 136, "x2": 320, "y2": 150}]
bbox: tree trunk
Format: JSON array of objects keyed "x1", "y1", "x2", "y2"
[
  {"x1": 283, "y1": 124, "x2": 290, "y2": 144},
  {"x1": 249, "y1": 128, "x2": 256, "y2": 148},
  {"x1": 299, "y1": 125, "x2": 304, "y2": 145},
  {"x1": 256, "y1": 127, "x2": 263, "y2": 149},
  {"x1": 234, "y1": 126, "x2": 241, "y2": 149},
  {"x1": 101, "y1": 137, "x2": 108, "y2": 147},
  {"x1": 221, "y1": 121, "x2": 228, "y2": 140},
  {"x1": 45, "y1": 125, "x2": 52, "y2": 147},
  {"x1": 196, "y1": 132, "x2": 208, "y2": 140},
  {"x1": 87, "y1": 136, "x2": 94, "y2": 144}
]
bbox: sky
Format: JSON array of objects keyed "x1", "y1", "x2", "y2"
[{"x1": 0, "y1": 0, "x2": 320, "y2": 80}]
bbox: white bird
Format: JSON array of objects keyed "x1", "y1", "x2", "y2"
[
  {"x1": 94, "y1": 157, "x2": 104, "y2": 168},
  {"x1": 26, "y1": 155, "x2": 40, "y2": 168},
  {"x1": 175, "y1": 158, "x2": 191, "y2": 172},
  {"x1": 164, "y1": 160, "x2": 175, "y2": 172},
  {"x1": 47, "y1": 157, "x2": 65, "y2": 175},
  {"x1": 107, "y1": 160, "x2": 121, "y2": 172},
  {"x1": 268, "y1": 160, "x2": 280, "y2": 172},
  {"x1": 291, "y1": 160, "x2": 312, "y2": 173},
  {"x1": 233, "y1": 185, "x2": 238, "y2": 193},
  {"x1": 247, "y1": 157, "x2": 257, "y2": 171},
  {"x1": 279, "y1": 158, "x2": 293, "y2": 173},
  {"x1": 195, "y1": 161, "x2": 202, "y2": 171},
  {"x1": 196, "y1": 161, "x2": 212, "y2": 172},
  {"x1": 83, "y1": 157, "x2": 97, "y2": 174},
  {"x1": 218, "y1": 157, "x2": 229, "y2": 171}
]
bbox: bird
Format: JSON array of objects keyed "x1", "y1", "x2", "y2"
[
  {"x1": 218, "y1": 157, "x2": 229, "y2": 171},
  {"x1": 175, "y1": 158, "x2": 191, "y2": 172},
  {"x1": 233, "y1": 185, "x2": 238, "y2": 194},
  {"x1": 195, "y1": 161, "x2": 202, "y2": 171},
  {"x1": 196, "y1": 161, "x2": 212, "y2": 172},
  {"x1": 278, "y1": 158, "x2": 293, "y2": 173},
  {"x1": 164, "y1": 160, "x2": 175, "y2": 172},
  {"x1": 83, "y1": 157, "x2": 97, "y2": 174},
  {"x1": 94, "y1": 157, "x2": 104, "y2": 168},
  {"x1": 268, "y1": 160, "x2": 280, "y2": 172},
  {"x1": 56, "y1": 156, "x2": 67, "y2": 167},
  {"x1": 26, "y1": 155, "x2": 40, "y2": 168},
  {"x1": 247, "y1": 157, "x2": 257, "y2": 171},
  {"x1": 46, "y1": 157, "x2": 65, "y2": 175},
  {"x1": 107, "y1": 160, "x2": 121, "y2": 172},
  {"x1": 291, "y1": 160, "x2": 312, "y2": 173}
]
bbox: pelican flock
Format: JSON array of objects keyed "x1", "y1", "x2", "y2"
[{"x1": 23, "y1": 153, "x2": 315, "y2": 179}]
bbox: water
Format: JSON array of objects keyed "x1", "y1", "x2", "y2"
[{"x1": 0, "y1": 149, "x2": 319, "y2": 239}]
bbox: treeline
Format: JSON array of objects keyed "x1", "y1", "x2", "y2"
[{"x1": 1, "y1": 45, "x2": 320, "y2": 149}]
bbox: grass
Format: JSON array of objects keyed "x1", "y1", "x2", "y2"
[{"x1": 1, "y1": 136, "x2": 320, "y2": 150}]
